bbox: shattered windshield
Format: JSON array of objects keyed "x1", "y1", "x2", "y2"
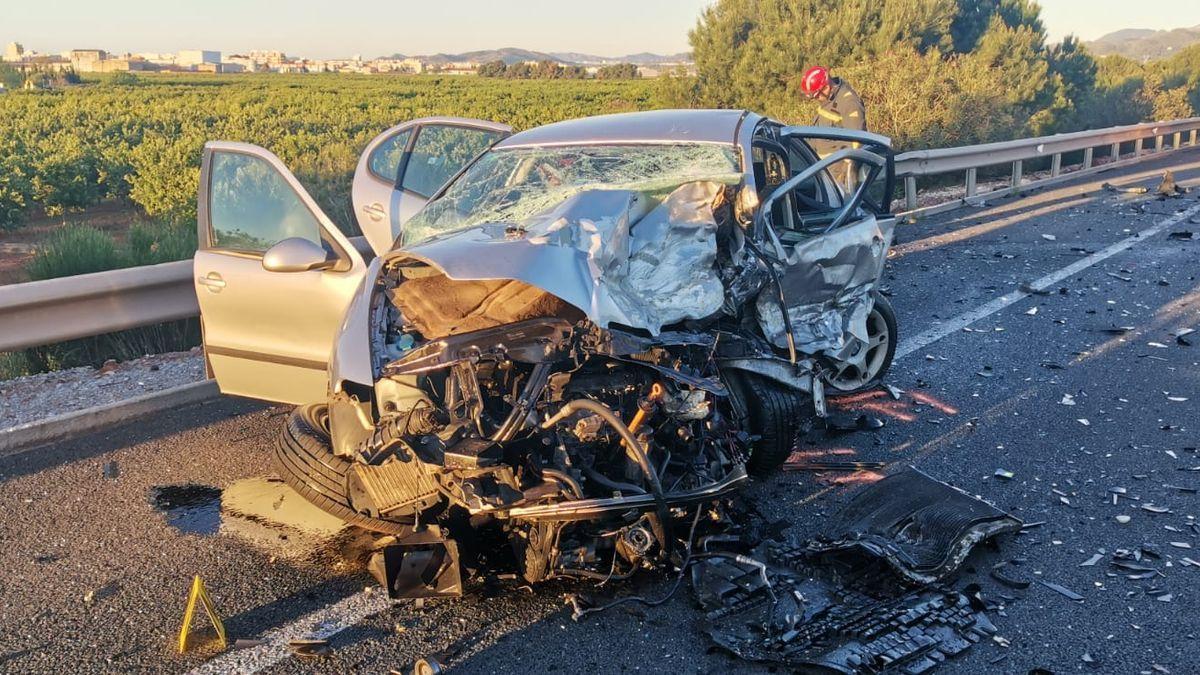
[{"x1": 401, "y1": 143, "x2": 743, "y2": 245}]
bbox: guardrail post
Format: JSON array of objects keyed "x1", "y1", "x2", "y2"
[
  {"x1": 904, "y1": 176, "x2": 917, "y2": 211},
  {"x1": 965, "y1": 168, "x2": 977, "y2": 198},
  {"x1": 1135, "y1": 138, "x2": 1144, "y2": 157},
  {"x1": 1083, "y1": 147, "x2": 1094, "y2": 169},
  {"x1": 1173, "y1": 131, "x2": 1182, "y2": 149},
  {"x1": 1050, "y1": 153, "x2": 1062, "y2": 177},
  {"x1": 1191, "y1": 129, "x2": 1198, "y2": 146},
  {"x1": 1156, "y1": 135, "x2": 1164, "y2": 152},
  {"x1": 1011, "y1": 160, "x2": 1023, "y2": 191},
  {"x1": 1111, "y1": 142, "x2": 1121, "y2": 161}
]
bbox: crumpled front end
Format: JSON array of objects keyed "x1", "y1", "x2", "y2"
[
  {"x1": 322, "y1": 169, "x2": 895, "y2": 589},
  {"x1": 391, "y1": 180, "x2": 731, "y2": 336}
]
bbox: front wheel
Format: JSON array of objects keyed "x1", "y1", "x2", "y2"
[
  {"x1": 273, "y1": 404, "x2": 411, "y2": 535},
  {"x1": 725, "y1": 372, "x2": 810, "y2": 477},
  {"x1": 826, "y1": 292, "x2": 898, "y2": 394}
]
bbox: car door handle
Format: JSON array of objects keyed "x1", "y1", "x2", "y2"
[
  {"x1": 362, "y1": 202, "x2": 386, "y2": 222},
  {"x1": 198, "y1": 272, "x2": 226, "y2": 292}
]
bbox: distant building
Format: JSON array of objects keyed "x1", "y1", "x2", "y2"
[
  {"x1": 136, "y1": 52, "x2": 178, "y2": 66},
  {"x1": 67, "y1": 49, "x2": 107, "y2": 72},
  {"x1": 177, "y1": 50, "x2": 221, "y2": 68},
  {"x1": 3, "y1": 42, "x2": 24, "y2": 62}
]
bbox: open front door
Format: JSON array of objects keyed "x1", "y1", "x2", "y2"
[
  {"x1": 194, "y1": 142, "x2": 367, "y2": 405},
  {"x1": 351, "y1": 117, "x2": 511, "y2": 256}
]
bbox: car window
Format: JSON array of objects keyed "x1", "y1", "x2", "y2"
[
  {"x1": 401, "y1": 125, "x2": 505, "y2": 199},
  {"x1": 784, "y1": 138, "x2": 840, "y2": 213},
  {"x1": 208, "y1": 151, "x2": 323, "y2": 253},
  {"x1": 368, "y1": 129, "x2": 413, "y2": 183},
  {"x1": 403, "y1": 143, "x2": 742, "y2": 246}
]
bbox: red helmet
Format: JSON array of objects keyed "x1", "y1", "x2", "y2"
[{"x1": 801, "y1": 66, "x2": 830, "y2": 97}]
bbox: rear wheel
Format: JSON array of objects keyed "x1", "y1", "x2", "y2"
[
  {"x1": 826, "y1": 292, "x2": 898, "y2": 394},
  {"x1": 273, "y1": 404, "x2": 411, "y2": 535},
  {"x1": 726, "y1": 372, "x2": 810, "y2": 477}
]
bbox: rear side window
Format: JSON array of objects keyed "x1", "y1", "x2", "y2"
[
  {"x1": 368, "y1": 129, "x2": 413, "y2": 182},
  {"x1": 208, "y1": 152, "x2": 322, "y2": 253},
  {"x1": 401, "y1": 126, "x2": 504, "y2": 198}
]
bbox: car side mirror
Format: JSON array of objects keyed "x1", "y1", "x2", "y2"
[{"x1": 262, "y1": 237, "x2": 335, "y2": 273}]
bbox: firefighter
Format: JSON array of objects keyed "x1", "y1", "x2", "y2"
[
  {"x1": 800, "y1": 65, "x2": 866, "y2": 132},
  {"x1": 800, "y1": 65, "x2": 865, "y2": 190}
]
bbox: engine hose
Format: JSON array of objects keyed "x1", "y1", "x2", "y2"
[
  {"x1": 541, "y1": 398, "x2": 672, "y2": 554},
  {"x1": 541, "y1": 468, "x2": 584, "y2": 499},
  {"x1": 581, "y1": 465, "x2": 647, "y2": 496}
]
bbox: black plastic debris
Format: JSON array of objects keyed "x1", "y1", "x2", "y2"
[
  {"x1": 690, "y1": 469, "x2": 1020, "y2": 674},
  {"x1": 824, "y1": 414, "x2": 887, "y2": 434},
  {"x1": 805, "y1": 469, "x2": 1023, "y2": 584},
  {"x1": 694, "y1": 551, "x2": 999, "y2": 675},
  {"x1": 1167, "y1": 230, "x2": 1195, "y2": 241},
  {"x1": 367, "y1": 527, "x2": 463, "y2": 599},
  {"x1": 1035, "y1": 580, "x2": 1084, "y2": 603}
]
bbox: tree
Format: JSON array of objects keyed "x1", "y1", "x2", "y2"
[
  {"x1": 966, "y1": 15, "x2": 1062, "y2": 133},
  {"x1": 1047, "y1": 35, "x2": 1098, "y2": 128},
  {"x1": 597, "y1": 63, "x2": 640, "y2": 79},
  {"x1": 0, "y1": 64, "x2": 23, "y2": 90},
  {"x1": 476, "y1": 60, "x2": 507, "y2": 77},
  {"x1": 534, "y1": 60, "x2": 562, "y2": 79},
  {"x1": 504, "y1": 62, "x2": 532, "y2": 79}
]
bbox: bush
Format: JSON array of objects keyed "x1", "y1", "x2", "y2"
[
  {"x1": 16, "y1": 222, "x2": 200, "y2": 375},
  {"x1": 108, "y1": 71, "x2": 141, "y2": 86},
  {"x1": 127, "y1": 220, "x2": 198, "y2": 266},
  {"x1": 25, "y1": 225, "x2": 125, "y2": 280},
  {"x1": 0, "y1": 352, "x2": 33, "y2": 380}
]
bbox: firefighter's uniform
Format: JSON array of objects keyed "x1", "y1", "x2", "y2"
[
  {"x1": 811, "y1": 77, "x2": 866, "y2": 190},
  {"x1": 813, "y1": 77, "x2": 866, "y2": 132}
]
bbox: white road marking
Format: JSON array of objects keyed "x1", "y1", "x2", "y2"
[
  {"x1": 895, "y1": 202, "x2": 1200, "y2": 360},
  {"x1": 186, "y1": 589, "x2": 391, "y2": 674},
  {"x1": 191, "y1": 200, "x2": 1200, "y2": 675}
]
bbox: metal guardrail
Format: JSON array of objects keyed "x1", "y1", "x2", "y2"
[
  {"x1": 894, "y1": 117, "x2": 1200, "y2": 211},
  {"x1": 3, "y1": 117, "x2": 1200, "y2": 353},
  {"x1": 0, "y1": 260, "x2": 195, "y2": 352}
]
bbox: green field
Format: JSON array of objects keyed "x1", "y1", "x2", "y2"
[{"x1": 0, "y1": 73, "x2": 664, "y2": 233}]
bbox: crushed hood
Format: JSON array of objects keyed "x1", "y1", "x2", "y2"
[{"x1": 389, "y1": 181, "x2": 727, "y2": 334}]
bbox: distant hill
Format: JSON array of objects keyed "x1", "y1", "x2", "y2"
[
  {"x1": 549, "y1": 51, "x2": 692, "y2": 65},
  {"x1": 1087, "y1": 25, "x2": 1200, "y2": 61},
  {"x1": 379, "y1": 47, "x2": 690, "y2": 66}
]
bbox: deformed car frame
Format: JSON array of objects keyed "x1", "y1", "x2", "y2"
[{"x1": 192, "y1": 109, "x2": 899, "y2": 592}]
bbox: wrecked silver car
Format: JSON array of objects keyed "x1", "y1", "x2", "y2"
[{"x1": 192, "y1": 109, "x2": 899, "y2": 594}]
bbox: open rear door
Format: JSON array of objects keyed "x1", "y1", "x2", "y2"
[
  {"x1": 351, "y1": 117, "x2": 511, "y2": 256},
  {"x1": 750, "y1": 127, "x2": 896, "y2": 361},
  {"x1": 194, "y1": 142, "x2": 368, "y2": 405}
]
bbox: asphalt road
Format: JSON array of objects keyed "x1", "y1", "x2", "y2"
[{"x1": 3, "y1": 152, "x2": 1200, "y2": 675}]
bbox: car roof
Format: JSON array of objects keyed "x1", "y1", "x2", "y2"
[{"x1": 494, "y1": 109, "x2": 750, "y2": 149}]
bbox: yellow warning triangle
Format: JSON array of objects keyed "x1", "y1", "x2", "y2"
[{"x1": 178, "y1": 575, "x2": 227, "y2": 653}]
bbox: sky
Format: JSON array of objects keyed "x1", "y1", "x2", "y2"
[{"x1": 3, "y1": 0, "x2": 1200, "y2": 59}]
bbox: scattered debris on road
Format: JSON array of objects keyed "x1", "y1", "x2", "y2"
[{"x1": 685, "y1": 469, "x2": 1021, "y2": 673}]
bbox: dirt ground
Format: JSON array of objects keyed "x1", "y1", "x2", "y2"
[{"x1": 0, "y1": 202, "x2": 145, "y2": 285}]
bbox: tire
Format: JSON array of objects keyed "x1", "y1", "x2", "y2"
[
  {"x1": 273, "y1": 404, "x2": 412, "y2": 535},
  {"x1": 826, "y1": 292, "x2": 898, "y2": 394},
  {"x1": 726, "y1": 372, "x2": 810, "y2": 477}
]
